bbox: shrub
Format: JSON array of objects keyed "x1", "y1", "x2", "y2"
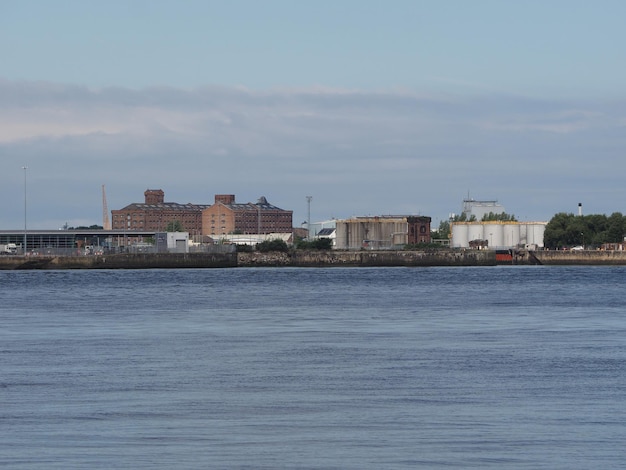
[
  {"x1": 295, "y1": 238, "x2": 333, "y2": 250},
  {"x1": 256, "y1": 239, "x2": 289, "y2": 253}
]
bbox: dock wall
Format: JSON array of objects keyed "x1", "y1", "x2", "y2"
[
  {"x1": 237, "y1": 250, "x2": 495, "y2": 267},
  {"x1": 532, "y1": 250, "x2": 626, "y2": 265},
  {"x1": 0, "y1": 253, "x2": 237, "y2": 270},
  {"x1": 0, "y1": 250, "x2": 494, "y2": 270},
  {"x1": 5, "y1": 249, "x2": 626, "y2": 270}
]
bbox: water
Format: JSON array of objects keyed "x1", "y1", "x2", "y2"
[{"x1": 1, "y1": 266, "x2": 625, "y2": 469}]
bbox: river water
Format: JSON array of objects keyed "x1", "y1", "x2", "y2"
[{"x1": 1, "y1": 266, "x2": 625, "y2": 469}]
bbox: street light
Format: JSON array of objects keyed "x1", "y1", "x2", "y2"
[
  {"x1": 306, "y1": 196, "x2": 312, "y2": 239},
  {"x1": 22, "y1": 165, "x2": 27, "y2": 254}
]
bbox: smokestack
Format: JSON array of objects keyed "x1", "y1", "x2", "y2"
[{"x1": 578, "y1": 203, "x2": 582, "y2": 216}]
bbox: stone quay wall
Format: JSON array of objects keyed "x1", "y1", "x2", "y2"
[
  {"x1": 532, "y1": 250, "x2": 626, "y2": 265},
  {"x1": 237, "y1": 250, "x2": 495, "y2": 267},
  {"x1": 0, "y1": 250, "x2": 494, "y2": 270},
  {"x1": 0, "y1": 253, "x2": 237, "y2": 270},
  {"x1": 5, "y1": 249, "x2": 626, "y2": 270}
]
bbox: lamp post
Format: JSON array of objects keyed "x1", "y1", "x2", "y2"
[
  {"x1": 22, "y1": 165, "x2": 28, "y2": 254},
  {"x1": 306, "y1": 196, "x2": 312, "y2": 239}
]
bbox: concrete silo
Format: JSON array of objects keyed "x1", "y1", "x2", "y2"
[
  {"x1": 485, "y1": 222, "x2": 504, "y2": 248},
  {"x1": 468, "y1": 223, "x2": 485, "y2": 244},
  {"x1": 451, "y1": 223, "x2": 469, "y2": 248},
  {"x1": 527, "y1": 223, "x2": 547, "y2": 248},
  {"x1": 503, "y1": 223, "x2": 521, "y2": 248}
]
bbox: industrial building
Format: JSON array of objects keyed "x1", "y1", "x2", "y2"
[
  {"x1": 460, "y1": 198, "x2": 507, "y2": 220},
  {"x1": 335, "y1": 216, "x2": 431, "y2": 250},
  {"x1": 111, "y1": 189, "x2": 210, "y2": 237},
  {"x1": 450, "y1": 221, "x2": 547, "y2": 249},
  {"x1": 0, "y1": 229, "x2": 159, "y2": 255},
  {"x1": 201, "y1": 194, "x2": 293, "y2": 238}
]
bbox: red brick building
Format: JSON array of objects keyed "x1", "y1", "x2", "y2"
[
  {"x1": 111, "y1": 189, "x2": 210, "y2": 235},
  {"x1": 202, "y1": 195, "x2": 293, "y2": 237},
  {"x1": 407, "y1": 216, "x2": 432, "y2": 244}
]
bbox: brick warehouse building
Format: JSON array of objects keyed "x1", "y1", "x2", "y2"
[
  {"x1": 111, "y1": 189, "x2": 210, "y2": 236},
  {"x1": 202, "y1": 194, "x2": 293, "y2": 237}
]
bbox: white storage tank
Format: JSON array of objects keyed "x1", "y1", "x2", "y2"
[
  {"x1": 519, "y1": 223, "x2": 528, "y2": 245},
  {"x1": 468, "y1": 223, "x2": 485, "y2": 244},
  {"x1": 503, "y1": 223, "x2": 520, "y2": 247},
  {"x1": 451, "y1": 223, "x2": 469, "y2": 248},
  {"x1": 486, "y1": 223, "x2": 504, "y2": 248},
  {"x1": 528, "y1": 223, "x2": 546, "y2": 247}
]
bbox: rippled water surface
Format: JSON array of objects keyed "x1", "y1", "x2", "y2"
[{"x1": 1, "y1": 266, "x2": 626, "y2": 469}]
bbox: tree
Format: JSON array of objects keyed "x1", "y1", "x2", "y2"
[
  {"x1": 607, "y1": 212, "x2": 626, "y2": 243},
  {"x1": 165, "y1": 220, "x2": 184, "y2": 232},
  {"x1": 544, "y1": 212, "x2": 626, "y2": 249},
  {"x1": 481, "y1": 212, "x2": 517, "y2": 222},
  {"x1": 452, "y1": 213, "x2": 476, "y2": 222},
  {"x1": 431, "y1": 220, "x2": 450, "y2": 240},
  {"x1": 544, "y1": 212, "x2": 570, "y2": 249}
]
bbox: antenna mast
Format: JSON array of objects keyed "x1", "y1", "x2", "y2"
[{"x1": 102, "y1": 185, "x2": 111, "y2": 230}]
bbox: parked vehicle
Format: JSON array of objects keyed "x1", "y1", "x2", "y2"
[{"x1": 1, "y1": 243, "x2": 18, "y2": 255}]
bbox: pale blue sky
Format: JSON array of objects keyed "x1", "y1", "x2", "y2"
[
  {"x1": 1, "y1": 1, "x2": 626, "y2": 228},
  {"x1": 3, "y1": 0, "x2": 625, "y2": 96}
]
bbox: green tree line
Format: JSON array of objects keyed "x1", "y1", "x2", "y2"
[{"x1": 544, "y1": 212, "x2": 626, "y2": 249}]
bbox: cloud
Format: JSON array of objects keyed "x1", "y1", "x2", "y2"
[{"x1": 1, "y1": 79, "x2": 625, "y2": 229}]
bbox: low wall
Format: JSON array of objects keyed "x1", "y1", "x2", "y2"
[
  {"x1": 0, "y1": 253, "x2": 237, "y2": 270},
  {"x1": 532, "y1": 250, "x2": 626, "y2": 265},
  {"x1": 0, "y1": 250, "x2": 494, "y2": 270},
  {"x1": 4, "y1": 250, "x2": 626, "y2": 269},
  {"x1": 238, "y1": 250, "x2": 495, "y2": 267}
]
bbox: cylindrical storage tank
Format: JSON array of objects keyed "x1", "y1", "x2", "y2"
[
  {"x1": 519, "y1": 223, "x2": 528, "y2": 245},
  {"x1": 452, "y1": 223, "x2": 469, "y2": 248},
  {"x1": 488, "y1": 223, "x2": 504, "y2": 248},
  {"x1": 503, "y1": 223, "x2": 520, "y2": 248},
  {"x1": 528, "y1": 223, "x2": 546, "y2": 247},
  {"x1": 468, "y1": 223, "x2": 484, "y2": 244}
]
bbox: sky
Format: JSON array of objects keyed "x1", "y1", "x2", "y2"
[{"x1": 1, "y1": 0, "x2": 626, "y2": 229}]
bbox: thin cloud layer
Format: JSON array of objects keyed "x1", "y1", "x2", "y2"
[{"x1": 1, "y1": 79, "x2": 624, "y2": 229}]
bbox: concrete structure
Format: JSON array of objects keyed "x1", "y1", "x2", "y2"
[
  {"x1": 0, "y1": 229, "x2": 159, "y2": 255},
  {"x1": 316, "y1": 228, "x2": 336, "y2": 247},
  {"x1": 202, "y1": 195, "x2": 293, "y2": 238},
  {"x1": 111, "y1": 189, "x2": 210, "y2": 238},
  {"x1": 335, "y1": 216, "x2": 431, "y2": 250},
  {"x1": 451, "y1": 221, "x2": 547, "y2": 249},
  {"x1": 461, "y1": 198, "x2": 506, "y2": 221},
  {"x1": 307, "y1": 219, "x2": 337, "y2": 237},
  {"x1": 155, "y1": 232, "x2": 189, "y2": 253}
]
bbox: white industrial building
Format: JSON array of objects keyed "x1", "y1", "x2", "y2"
[
  {"x1": 460, "y1": 198, "x2": 506, "y2": 221},
  {"x1": 306, "y1": 219, "x2": 337, "y2": 237},
  {"x1": 451, "y1": 222, "x2": 547, "y2": 250},
  {"x1": 155, "y1": 231, "x2": 190, "y2": 253}
]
